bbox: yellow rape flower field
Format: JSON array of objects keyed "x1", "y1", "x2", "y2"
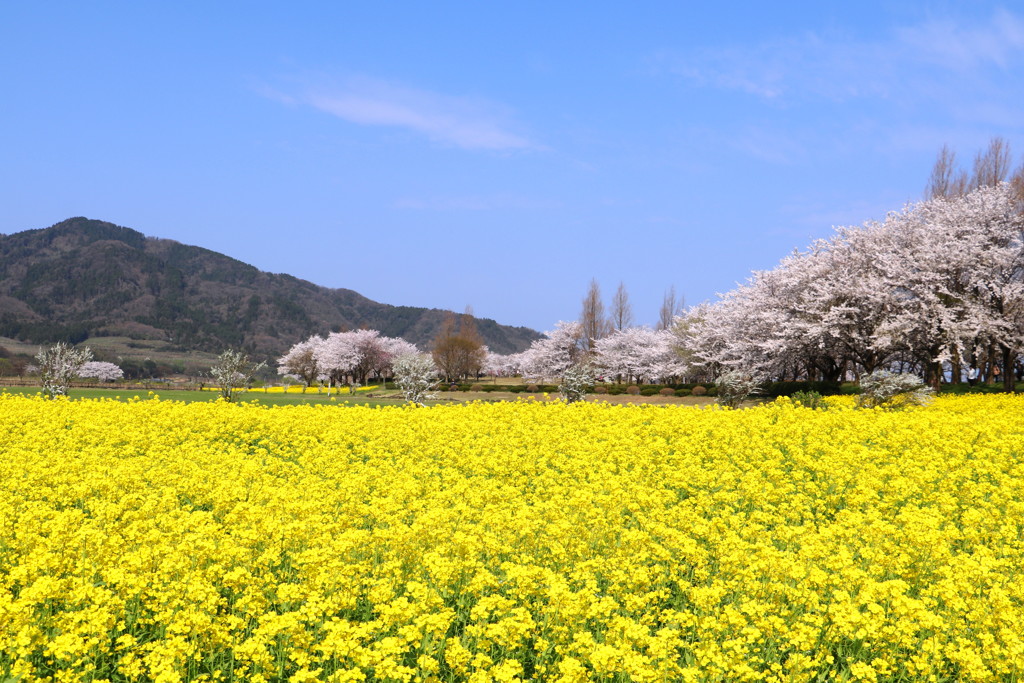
[{"x1": 1, "y1": 394, "x2": 1023, "y2": 683}]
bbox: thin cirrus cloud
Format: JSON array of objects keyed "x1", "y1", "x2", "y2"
[
  {"x1": 266, "y1": 76, "x2": 539, "y2": 152},
  {"x1": 668, "y1": 8, "x2": 1024, "y2": 109}
]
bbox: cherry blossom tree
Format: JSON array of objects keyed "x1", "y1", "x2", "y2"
[
  {"x1": 78, "y1": 361, "x2": 124, "y2": 382},
  {"x1": 685, "y1": 182, "x2": 1024, "y2": 389},
  {"x1": 377, "y1": 336, "x2": 420, "y2": 382},
  {"x1": 313, "y1": 331, "x2": 367, "y2": 394},
  {"x1": 483, "y1": 351, "x2": 517, "y2": 378},
  {"x1": 285, "y1": 330, "x2": 419, "y2": 394},
  {"x1": 276, "y1": 339, "x2": 322, "y2": 391},
  {"x1": 593, "y1": 326, "x2": 679, "y2": 384},
  {"x1": 519, "y1": 321, "x2": 585, "y2": 382}
]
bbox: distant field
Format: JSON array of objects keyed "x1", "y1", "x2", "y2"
[
  {"x1": 78, "y1": 336, "x2": 221, "y2": 366},
  {"x1": 0, "y1": 386, "x2": 419, "y2": 407},
  {"x1": 0, "y1": 384, "x2": 717, "y2": 407},
  {"x1": 0, "y1": 335, "x2": 220, "y2": 369}
]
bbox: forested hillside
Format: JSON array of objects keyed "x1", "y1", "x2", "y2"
[{"x1": 0, "y1": 218, "x2": 541, "y2": 357}]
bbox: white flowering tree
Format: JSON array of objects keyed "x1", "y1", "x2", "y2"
[
  {"x1": 276, "y1": 339, "x2": 322, "y2": 391},
  {"x1": 377, "y1": 336, "x2": 420, "y2": 384},
  {"x1": 715, "y1": 370, "x2": 762, "y2": 408},
  {"x1": 36, "y1": 342, "x2": 92, "y2": 398},
  {"x1": 686, "y1": 183, "x2": 1024, "y2": 390},
  {"x1": 857, "y1": 369, "x2": 933, "y2": 410},
  {"x1": 392, "y1": 352, "x2": 439, "y2": 405},
  {"x1": 593, "y1": 326, "x2": 681, "y2": 384},
  {"x1": 297, "y1": 330, "x2": 418, "y2": 395},
  {"x1": 558, "y1": 360, "x2": 596, "y2": 403},
  {"x1": 210, "y1": 350, "x2": 266, "y2": 402},
  {"x1": 312, "y1": 332, "x2": 364, "y2": 395},
  {"x1": 519, "y1": 321, "x2": 585, "y2": 382},
  {"x1": 78, "y1": 361, "x2": 124, "y2": 382}
]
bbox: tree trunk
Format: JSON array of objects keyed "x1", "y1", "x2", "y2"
[
  {"x1": 1003, "y1": 345, "x2": 1016, "y2": 392},
  {"x1": 926, "y1": 358, "x2": 942, "y2": 391},
  {"x1": 985, "y1": 344, "x2": 998, "y2": 385}
]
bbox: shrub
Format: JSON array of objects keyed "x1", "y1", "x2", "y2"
[
  {"x1": 857, "y1": 370, "x2": 933, "y2": 410},
  {"x1": 392, "y1": 353, "x2": 439, "y2": 405},
  {"x1": 675, "y1": 388, "x2": 691, "y2": 397},
  {"x1": 761, "y1": 380, "x2": 843, "y2": 398},
  {"x1": 640, "y1": 387, "x2": 659, "y2": 396},
  {"x1": 526, "y1": 384, "x2": 540, "y2": 393},
  {"x1": 469, "y1": 384, "x2": 484, "y2": 392},
  {"x1": 691, "y1": 385, "x2": 707, "y2": 396},
  {"x1": 659, "y1": 387, "x2": 676, "y2": 397},
  {"x1": 594, "y1": 385, "x2": 608, "y2": 394},
  {"x1": 626, "y1": 385, "x2": 641, "y2": 395},
  {"x1": 209, "y1": 349, "x2": 266, "y2": 403},
  {"x1": 715, "y1": 370, "x2": 762, "y2": 408},
  {"x1": 558, "y1": 361, "x2": 595, "y2": 403},
  {"x1": 791, "y1": 390, "x2": 827, "y2": 410},
  {"x1": 36, "y1": 342, "x2": 93, "y2": 399}
]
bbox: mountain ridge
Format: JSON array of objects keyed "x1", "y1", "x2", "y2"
[{"x1": 0, "y1": 217, "x2": 542, "y2": 358}]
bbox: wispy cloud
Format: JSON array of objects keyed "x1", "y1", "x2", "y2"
[
  {"x1": 263, "y1": 75, "x2": 538, "y2": 151},
  {"x1": 897, "y1": 8, "x2": 1024, "y2": 71},
  {"x1": 666, "y1": 8, "x2": 1024, "y2": 119}
]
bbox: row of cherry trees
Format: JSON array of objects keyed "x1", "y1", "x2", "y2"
[
  {"x1": 276, "y1": 329, "x2": 420, "y2": 391},
  {"x1": 677, "y1": 182, "x2": 1024, "y2": 389},
  {"x1": 276, "y1": 322, "x2": 695, "y2": 391},
  {"x1": 483, "y1": 321, "x2": 691, "y2": 385}
]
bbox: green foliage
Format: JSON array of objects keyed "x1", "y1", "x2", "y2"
[
  {"x1": 938, "y1": 383, "x2": 1024, "y2": 395},
  {"x1": 791, "y1": 390, "x2": 828, "y2": 410},
  {"x1": 760, "y1": 380, "x2": 843, "y2": 398}
]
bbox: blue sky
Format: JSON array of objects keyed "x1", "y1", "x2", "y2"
[{"x1": 3, "y1": 2, "x2": 1023, "y2": 334}]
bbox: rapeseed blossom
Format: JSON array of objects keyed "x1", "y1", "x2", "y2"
[{"x1": 1, "y1": 394, "x2": 1022, "y2": 681}]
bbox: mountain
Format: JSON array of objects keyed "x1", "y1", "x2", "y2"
[{"x1": 0, "y1": 217, "x2": 542, "y2": 358}]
